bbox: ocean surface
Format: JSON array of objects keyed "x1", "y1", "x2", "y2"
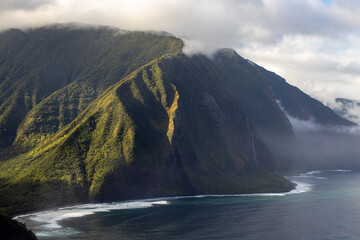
[{"x1": 17, "y1": 170, "x2": 360, "y2": 240}]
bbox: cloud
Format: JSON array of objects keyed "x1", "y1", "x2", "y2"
[
  {"x1": 326, "y1": 98, "x2": 360, "y2": 124},
  {"x1": 285, "y1": 115, "x2": 360, "y2": 170},
  {"x1": 182, "y1": 38, "x2": 218, "y2": 56},
  {"x1": 261, "y1": 99, "x2": 360, "y2": 170},
  {"x1": 286, "y1": 112, "x2": 360, "y2": 135},
  {"x1": 1, "y1": 0, "x2": 360, "y2": 102},
  {"x1": 277, "y1": 99, "x2": 360, "y2": 133},
  {"x1": 0, "y1": 0, "x2": 54, "y2": 12}
]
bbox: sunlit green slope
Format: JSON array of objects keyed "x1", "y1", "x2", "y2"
[
  {"x1": 0, "y1": 24, "x2": 182, "y2": 150},
  {"x1": 0, "y1": 51, "x2": 293, "y2": 214},
  {"x1": 1, "y1": 24, "x2": 350, "y2": 215}
]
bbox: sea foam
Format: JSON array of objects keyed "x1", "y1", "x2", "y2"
[
  {"x1": 16, "y1": 200, "x2": 169, "y2": 232},
  {"x1": 306, "y1": 169, "x2": 351, "y2": 175},
  {"x1": 16, "y1": 180, "x2": 311, "y2": 237},
  {"x1": 293, "y1": 169, "x2": 352, "y2": 179}
]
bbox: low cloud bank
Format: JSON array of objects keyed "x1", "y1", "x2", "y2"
[
  {"x1": 260, "y1": 100, "x2": 360, "y2": 172},
  {"x1": 325, "y1": 98, "x2": 360, "y2": 124},
  {"x1": 287, "y1": 114, "x2": 360, "y2": 135}
]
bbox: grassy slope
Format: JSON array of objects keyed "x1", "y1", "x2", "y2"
[
  {"x1": 0, "y1": 54, "x2": 293, "y2": 215},
  {"x1": 0, "y1": 25, "x2": 183, "y2": 150}
]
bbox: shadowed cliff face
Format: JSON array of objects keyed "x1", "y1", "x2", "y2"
[
  {"x1": 0, "y1": 53, "x2": 294, "y2": 215},
  {"x1": 240, "y1": 60, "x2": 358, "y2": 172},
  {"x1": 0, "y1": 28, "x2": 296, "y2": 214},
  {"x1": 98, "y1": 54, "x2": 294, "y2": 198}
]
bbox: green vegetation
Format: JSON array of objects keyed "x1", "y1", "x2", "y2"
[
  {"x1": 0, "y1": 25, "x2": 302, "y2": 216},
  {"x1": 0, "y1": 25, "x2": 183, "y2": 150}
]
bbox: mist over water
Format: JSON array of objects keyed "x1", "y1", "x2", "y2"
[
  {"x1": 261, "y1": 128, "x2": 360, "y2": 171},
  {"x1": 260, "y1": 101, "x2": 360, "y2": 171}
]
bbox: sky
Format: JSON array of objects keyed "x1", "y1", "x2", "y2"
[{"x1": 1, "y1": 0, "x2": 360, "y2": 105}]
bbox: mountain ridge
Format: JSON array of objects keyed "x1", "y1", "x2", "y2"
[
  {"x1": 0, "y1": 24, "x2": 353, "y2": 215},
  {"x1": 0, "y1": 25, "x2": 183, "y2": 150},
  {"x1": 250, "y1": 62, "x2": 355, "y2": 127}
]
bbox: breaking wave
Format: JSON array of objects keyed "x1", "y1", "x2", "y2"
[
  {"x1": 17, "y1": 200, "x2": 169, "y2": 229},
  {"x1": 15, "y1": 178, "x2": 313, "y2": 238},
  {"x1": 292, "y1": 169, "x2": 352, "y2": 180}
]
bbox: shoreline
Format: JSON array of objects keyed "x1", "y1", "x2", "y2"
[
  {"x1": 13, "y1": 182, "x2": 296, "y2": 218},
  {"x1": 15, "y1": 179, "x2": 310, "y2": 220},
  {"x1": 17, "y1": 168, "x2": 356, "y2": 239},
  {"x1": 15, "y1": 169, "x2": 352, "y2": 218},
  {"x1": 13, "y1": 177, "x2": 316, "y2": 238}
]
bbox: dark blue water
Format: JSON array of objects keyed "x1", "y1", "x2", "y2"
[{"x1": 17, "y1": 170, "x2": 360, "y2": 240}]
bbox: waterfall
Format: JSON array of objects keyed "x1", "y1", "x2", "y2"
[
  {"x1": 246, "y1": 117, "x2": 250, "y2": 129},
  {"x1": 247, "y1": 116, "x2": 259, "y2": 166},
  {"x1": 251, "y1": 131, "x2": 259, "y2": 166}
]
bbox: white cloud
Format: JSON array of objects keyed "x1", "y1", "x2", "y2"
[
  {"x1": 182, "y1": 38, "x2": 218, "y2": 56},
  {"x1": 1, "y1": 0, "x2": 360, "y2": 102},
  {"x1": 277, "y1": 99, "x2": 360, "y2": 136},
  {"x1": 326, "y1": 98, "x2": 360, "y2": 124}
]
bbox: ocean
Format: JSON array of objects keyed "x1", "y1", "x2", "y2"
[{"x1": 16, "y1": 170, "x2": 360, "y2": 240}]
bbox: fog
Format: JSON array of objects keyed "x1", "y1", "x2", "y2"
[
  {"x1": 325, "y1": 98, "x2": 360, "y2": 124},
  {"x1": 260, "y1": 114, "x2": 360, "y2": 173}
]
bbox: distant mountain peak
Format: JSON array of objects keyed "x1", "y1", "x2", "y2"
[{"x1": 331, "y1": 98, "x2": 360, "y2": 124}]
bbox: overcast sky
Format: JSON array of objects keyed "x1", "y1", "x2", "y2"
[{"x1": 1, "y1": 0, "x2": 360, "y2": 104}]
